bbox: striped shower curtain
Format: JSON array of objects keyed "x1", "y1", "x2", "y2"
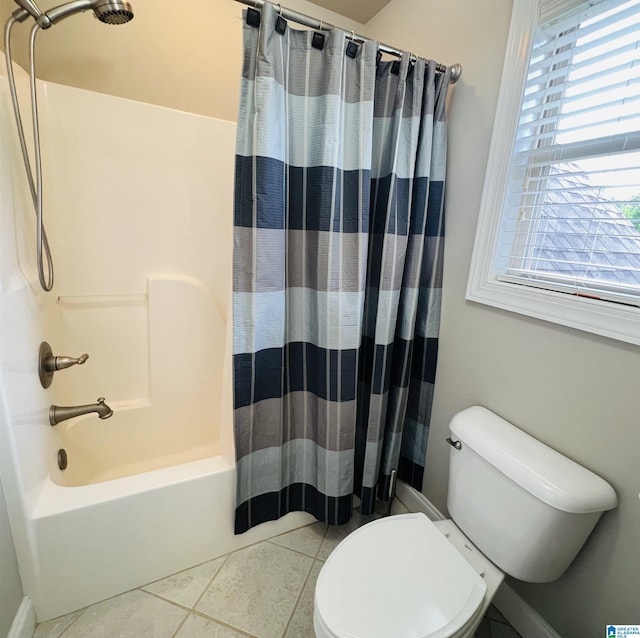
[{"x1": 233, "y1": 2, "x2": 451, "y2": 533}]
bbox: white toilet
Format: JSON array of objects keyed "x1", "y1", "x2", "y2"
[{"x1": 314, "y1": 406, "x2": 617, "y2": 638}]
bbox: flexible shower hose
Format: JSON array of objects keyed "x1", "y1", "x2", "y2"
[{"x1": 4, "y1": 15, "x2": 54, "y2": 292}]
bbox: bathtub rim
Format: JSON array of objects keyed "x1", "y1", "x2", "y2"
[
  {"x1": 29, "y1": 449, "x2": 236, "y2": 520},
  {"x1": 49, "y1": 397, "x2": 224, "y2": 488}
]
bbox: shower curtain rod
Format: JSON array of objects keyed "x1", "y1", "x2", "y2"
[{"x1": 234, "y1": 0, "x2": 462, "y2": 83}]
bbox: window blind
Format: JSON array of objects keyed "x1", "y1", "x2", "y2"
[{"x1": 496, "y1": 0, "x2": 640, "y2": 307}]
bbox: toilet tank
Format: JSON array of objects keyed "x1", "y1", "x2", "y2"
[{"x1": 446, "y1": 406, "x2": 617, "y2": 583}]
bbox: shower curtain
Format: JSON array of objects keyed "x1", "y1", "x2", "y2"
[{"x1": 233, "y1": 2, "x2": 451, "y2": 533}]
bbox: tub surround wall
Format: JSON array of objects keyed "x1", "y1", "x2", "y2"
[
  {"x1": 0, "y1": 52, "x2": 61, "y2": 633},
  {"x1": 367, "y1": 1, "x2": 639, "y2": 636},
  {"x1": 54, "y1": 276, "x2": 224, "y2": 487},
  {"x1": 0, "y1": 56, "x2": 236, "y2": 513},
  {"x1": 0, "y1": 129, "x2": 22, "y2": 633}
]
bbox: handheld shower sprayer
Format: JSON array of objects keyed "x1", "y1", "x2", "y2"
[
  {"x1": 12, "y1": 0, "x2": 133, "y2": 28},
  {"x1": 4, "y1": 0, "x2": 134, "y2": 291},
  {"x1": 44, "y1": 0, "x2": 134, "y2": 26}
]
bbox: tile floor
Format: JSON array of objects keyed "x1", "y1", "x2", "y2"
[
  {"x1": 474, "y1": 606, "x2": 523, "y2": 638},
  {"x1": 32, "y1": 500, "x2": 521, "y2": 638}
]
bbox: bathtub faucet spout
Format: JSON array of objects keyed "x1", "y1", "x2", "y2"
[{"x1": 49, "y1": 397, "x2": 113, "y2": 426}]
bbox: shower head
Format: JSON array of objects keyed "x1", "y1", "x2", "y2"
[
  {"x1": 46, "y1": 0, "x2": 134, "y2": 25},
  {"x1": 13, "y1": 0, "x2": 134, "y2": 27},
  {"x1": 89, "y1": 0, "x2": 134, "y2": 25}
]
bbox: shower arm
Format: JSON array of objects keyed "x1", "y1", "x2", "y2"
[
  {"x1": 14, "y1": 0, "x2": 135, "y2": 26},
  {"x1": 13, "y1": 0, "x2": 51, "y2": 28},
  {"x1": 12, "y1": 0, "x2": 108, "y2": 27},
  {"x1": 45, "y1": 0, "x2": 99, "y2": 24}
]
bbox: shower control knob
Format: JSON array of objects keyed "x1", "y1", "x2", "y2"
[
  {"x1": 49, "y1": 352, "x2": 89, "y2": 371},
  {"x1": 38, "y1": 341, "x2": 89, "y2": 388}
]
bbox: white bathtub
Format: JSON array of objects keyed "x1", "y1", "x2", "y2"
[
  {"x1": 30, "y1": 413, "x2": 312, "y2": 622},
  {"x1": 24, "y1": 276, "x2": 314, "y2": 621},
  {"x1": 31, "y1": 447, "x2": 237, "y2": 620}
]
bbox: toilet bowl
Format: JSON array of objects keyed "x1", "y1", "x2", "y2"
[
  {"x1": 314, "y1": 406, "x2": 618, "y2": 638},
  {"x1": 314, "y1": 513, "x2": 503, "y2": 638}
]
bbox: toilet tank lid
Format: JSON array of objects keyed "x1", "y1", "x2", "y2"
[{"x1": 449, "y1": 406, "x2": 617, "y2": 514}]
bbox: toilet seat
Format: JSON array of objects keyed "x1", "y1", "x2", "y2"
[{"x1": 314, "y1": 513, "x2": 487, "y2": 638}]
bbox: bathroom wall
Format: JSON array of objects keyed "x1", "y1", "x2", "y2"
[
  {"x1": 367, "y1": 1, "x2": 640, "y2": 637},
  {"x1": 2, "y1": 0, "x2": 638, "y2": 635},
  {"x1": 2, "y1": 0, "x2": 365, "y2": 122},
  {"x1": 0, "y1": 478, "x2": 22, "y2": 637}
]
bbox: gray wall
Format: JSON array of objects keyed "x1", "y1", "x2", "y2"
[
  {"x1": 0, "y1": 476, "x2": 22, "y2": 637},
  {"x1": 368, "y1": 1, "x2": 640, "y2": 636}
]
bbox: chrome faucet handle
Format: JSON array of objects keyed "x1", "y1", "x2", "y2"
[
  {"x1": 51, "y1": 352, "x2": 89, "y2": 371},
  {"x1": 38, "y1": 341, "x2": 89, "y2": 388}
]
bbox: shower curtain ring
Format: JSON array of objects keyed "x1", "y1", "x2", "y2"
[
  {"x1": 319, "y1": 19, "x2": 323, "y2": 30},
  {"x1": 276, "y1": 3, "x2": 282, "y2": 15}
]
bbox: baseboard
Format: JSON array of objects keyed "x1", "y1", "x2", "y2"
[
  {"x1": 396, "y1": 481, "x2": 562, "y2": 638},
  {"x1": 493, "y1": 583, "x2": 562, "y2": 638},
  {"x1": 7, "y1": 597, "x2": 35, "y2": 638}
]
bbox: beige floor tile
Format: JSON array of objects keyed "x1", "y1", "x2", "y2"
[
  {"x1": 143, "y1": 556, "x2": 228, "y2": 608},
  {"x1": 175, "y1": 613, "x2": 252, "y2": 637},
  {"x1": 196, "y1": 541, "x2": 312, "y2": 638},
  {"x1": 33, "y1": 610, "x2": 82, "y2": 638},
  {"x1": 268, "y1": 521, "x2": 327, "y2": 558},
  {"x1": 316, "y1": 510, "x2": 378, "y2": 561},
  {"x1": 374, "y1": 497, "x2": 411, "y2": 516},
  {"x1": 391, "y1": 498, "x2": 410, "y2": 514},
  {"x1": 59, "y1": 589, "x2": 186, "y2": 638},
  {"x1": 284, "y1": 560, "x2": 323, "y2": 638}
]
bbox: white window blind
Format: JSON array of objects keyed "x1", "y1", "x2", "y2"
[{"x1": 496, "y1": 0, "x2": 640, "y2": 307}]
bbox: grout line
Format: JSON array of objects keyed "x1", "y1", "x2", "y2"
[
  {"x1": 141, "y1": 552, "x2": 233, "y2": 614},
  {"x1": 168, "y1": 610, "x2": 190, "y2": 638},
  {"x1": 267, "y1": 527, "x2": 329, "y2": 562},
  {"x1": 142, "y1": 590, "x2": 199, "y2": 613},
  {"x1": 136, "y1": 589, "x2": 257, "y2": 638},
  {"x1": 314, "y1": 523, "x2": 330, "y2": 561},
  {"x1": 189, "y1": 609, "x2": 258, "y2": 637},
  {"x1": 280, "y1": 556, "x2": 317, "y2": 638},
  {"x1": 53, "y1": 610, "x2": 84, "y2": 638},
  {"x1": 142, "y1": 552, "x2": 231, "y2": 591},
  {"x1": 191, "y1": 553, "x2": 233, "y2": 610},
  {"x1": 281, "y1": 520, "x2": 331, "y2": 636}
]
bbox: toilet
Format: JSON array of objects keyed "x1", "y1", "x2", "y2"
[{"x1": 314, "y1": 406, "x2": 617, "y2": 638}]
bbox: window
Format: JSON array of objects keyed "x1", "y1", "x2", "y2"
[{"x1": 467, "y1": 0, "x2": 640, "y2": 346}]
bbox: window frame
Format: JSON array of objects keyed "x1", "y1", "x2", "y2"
[{"x1": 466, "y1": 0, "x2": 640, "y2": 347}]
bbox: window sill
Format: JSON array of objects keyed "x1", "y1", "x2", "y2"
[{"x1": 466, "y1": 275, "x2": 640, "y2": 347}]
